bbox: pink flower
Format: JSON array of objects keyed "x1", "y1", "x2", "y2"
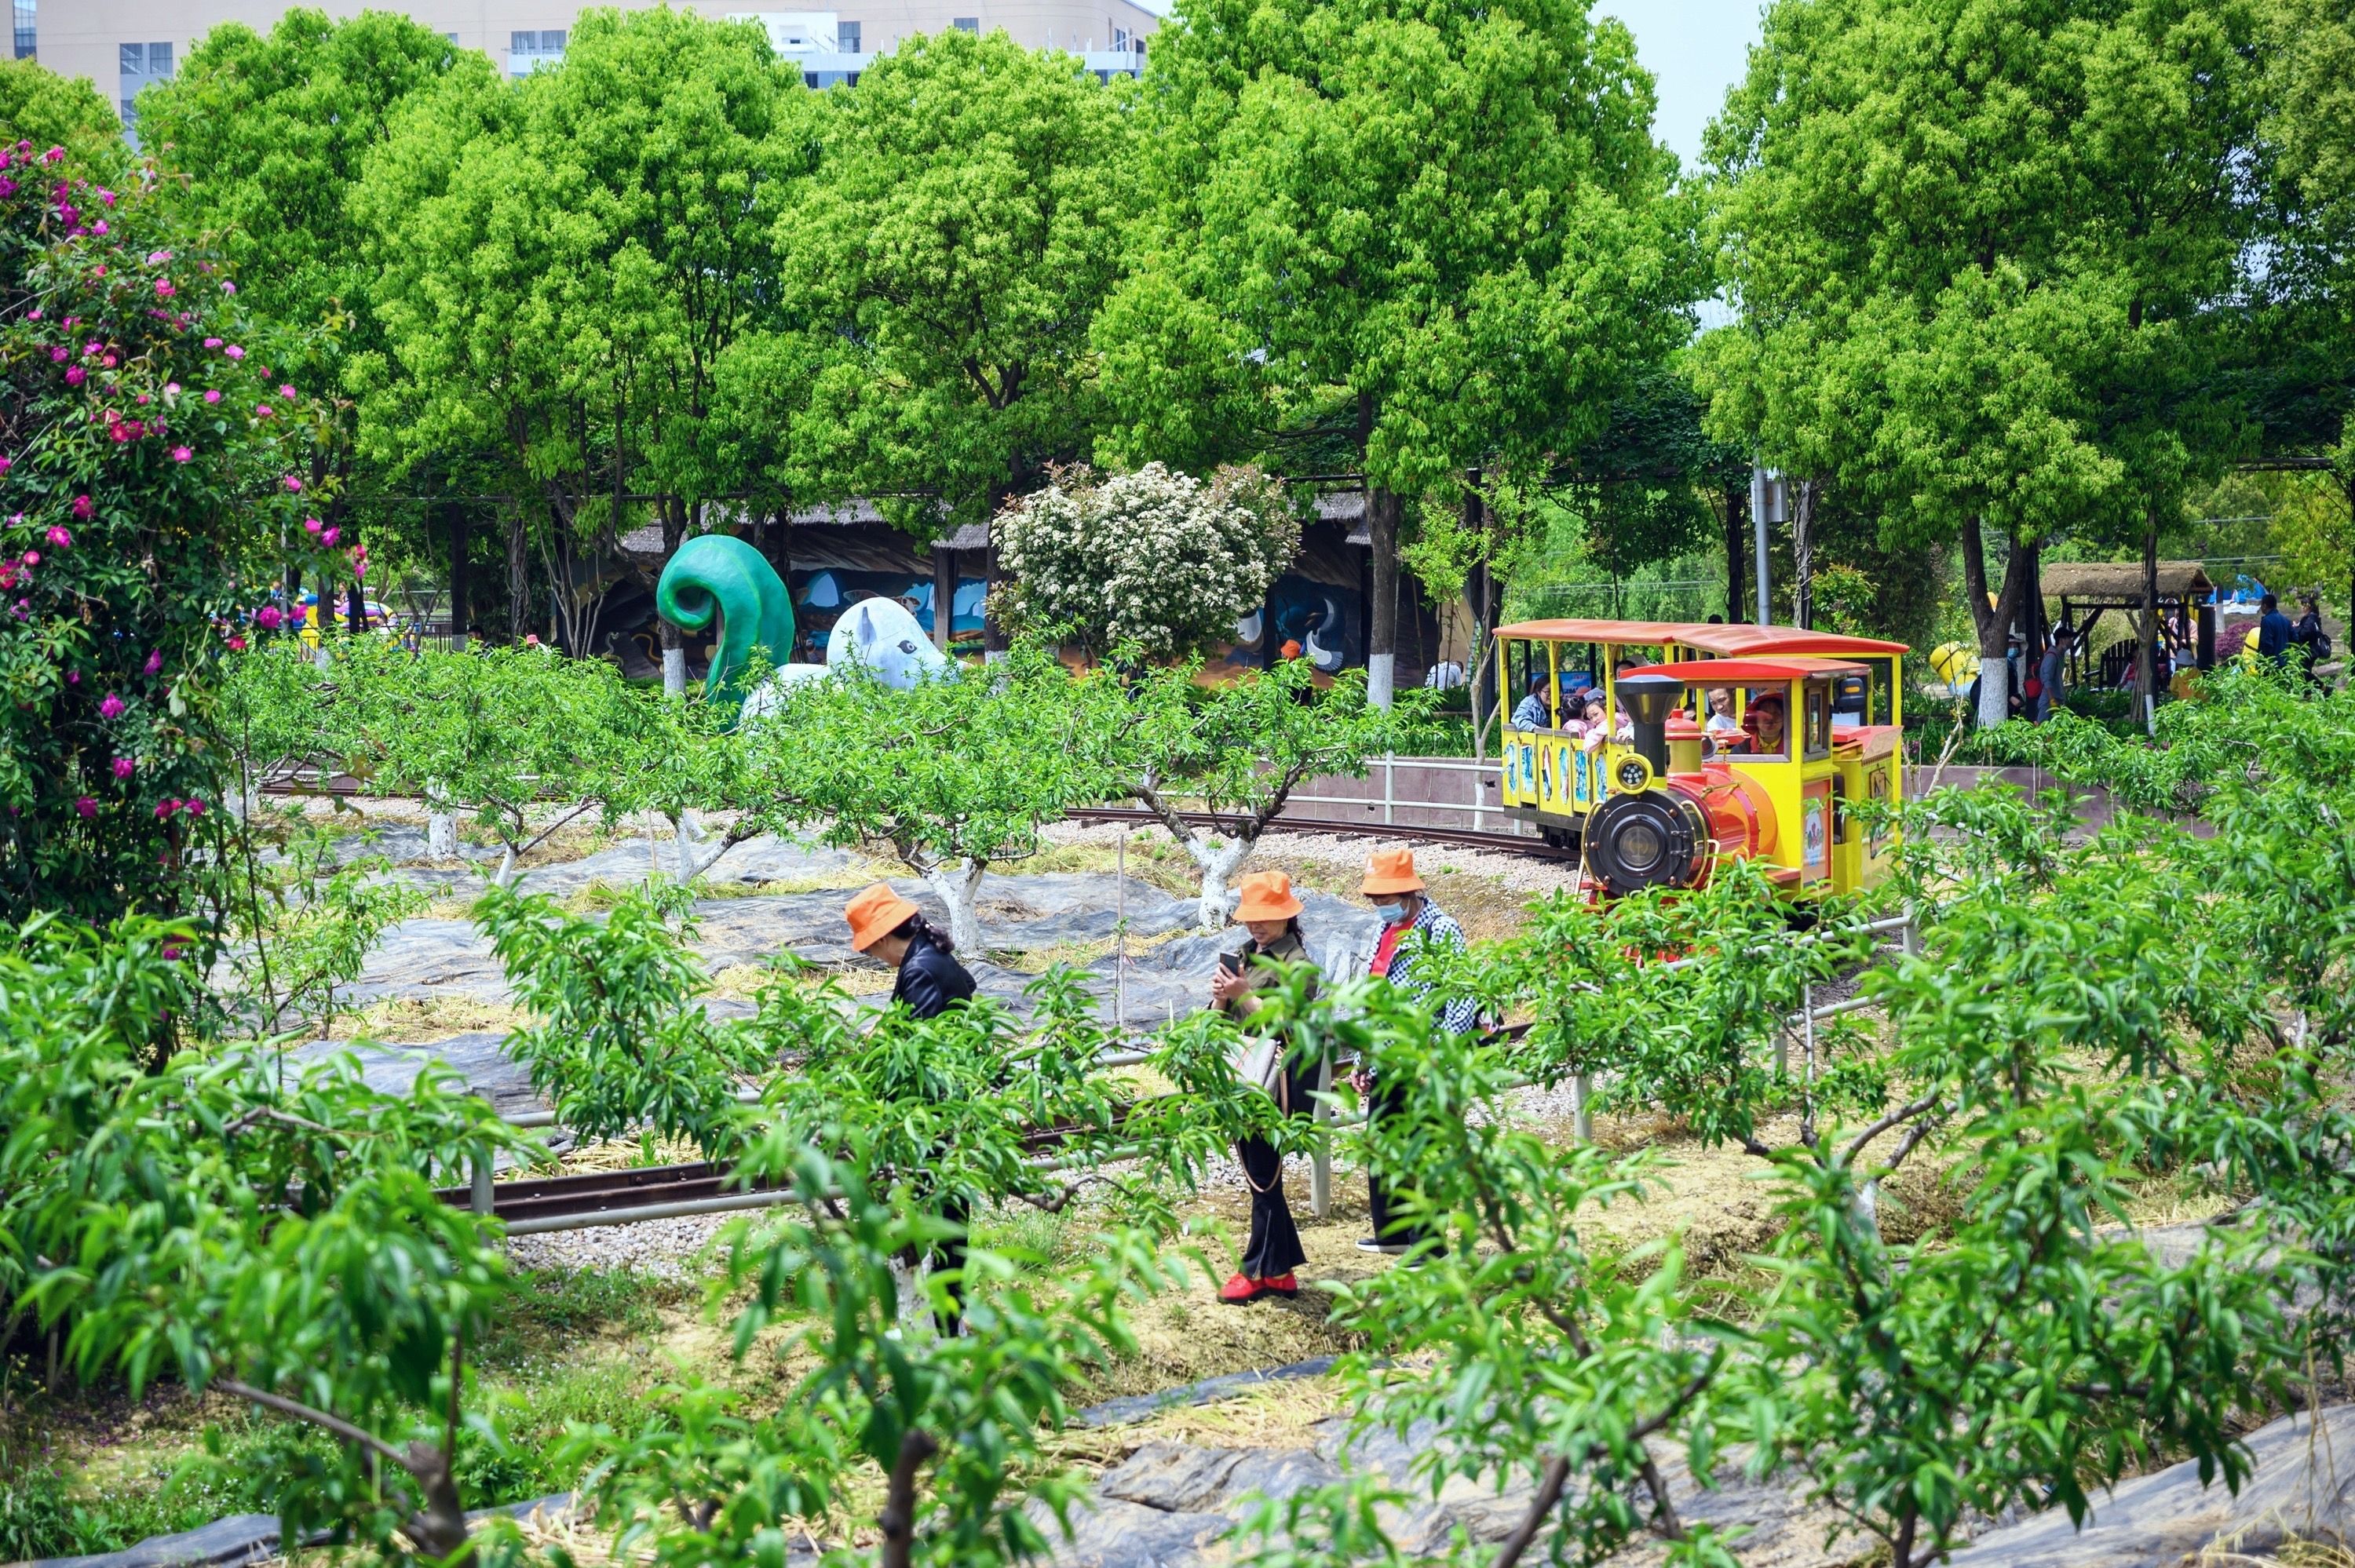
[
  {"x1": 0, "y1": 457, "x2": 10, "y2": 475},
  {"x1": 111, "y1": 757, "x2": 133, "y2": 780},
  {"x1": 145, "y1": 248, "x2": 170, "y2": 264},
  {"x1": 65, "y1": 669, "x2": 78, "y2": 684},
  {"x1": 203, "y1": 337, "x2": 221, "y2": 348},
  {"x1": 41, "y1": 146, "x2": 62, "y2": 164},
  {"x1": 203, "y1": 389, "x2": 221, "y2": 404},
  {"x1": 254, "y1": 606, "x2": 283, "y2": 629},
  {"x1": 170, "y1": 446, "x2": 192, "y2": 463},
  {"x1": 75, "y1": 796, "x2": 96, "y2": 819},
  {"x1": 64, "y1": 365, "x2": 84, "y2": 386},
  {"x1": 163, "y1": 381, "x2": 180, "y2": 396},
  {"x1": 223, "y1": 345, "x2": 243, "y2": 359},
  {"x1": 99, "y1": 693, "x2": 124, "y2": 720},
  {"x1": 20, "y1": 550, "x2": 35, "y2": 566},
  {"x1": 92, "y1": 220, "x2": 108, "y2": 236},
  {"x1": 225, "y1": 633, "x2": 246, "y2": 651},
  {"x1": 280, "y1": 385, "x2": 296, "y2": 398},
  {"x1": 303, "y1": 516, "x2": 323, "y2": 534},
  {"x1": 283, "y1": 476, "x2": 301, "y2": 492},
  {"x1": 153, "y1": 279, "x2": 173, "y2": 297},
  {"x1": 154, "y1": 798, "x2": 178, "y2": 819},
  {"x1": 322, "y1": 527, "x2": 339, "y2": 545},
  {"x1": 141, "y1": 648, "x2": 161, "y2": 676},
  {"x1": 98, "y1": 189, "x2": 115, "y2": 206},
  {"x1": 44, "y1": 526, "x2": 68, "y2": 548},
  {"x1": 183, "y1": 797, "x2": 206, "y2": 818},
  {"x1": 221, "y1": 282, "x2": 236, "y2": 295},
  {"x1": 47, "y1": 346, "x2": 65, "y2": 363},
  {"x1": 135, "y1": 393, "x2": 150, "y2": 406},
  {"x1": 254, "y1": 403, "x2": 272, "y2": 418},
  {"x1": 101, "y1": 356, "x2": 115, "y2": 368},
  {"x1": 71, "y1": 494, "x2": 91, "y2": 519}
]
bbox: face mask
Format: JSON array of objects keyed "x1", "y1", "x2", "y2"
[{"x1": 1373, "y1": 902, "x2": 1407, "y2": 926}]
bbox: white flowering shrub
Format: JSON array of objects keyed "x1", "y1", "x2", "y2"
[{"x1": 996, "y1": 462, "x2": 1300, "y2": 655}]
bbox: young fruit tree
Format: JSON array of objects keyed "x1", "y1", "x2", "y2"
[
  {"x1": 1098, "y1": 658, "x2": 1420, "y2": 928},
  {"x1": 725, "y1": 642, "x2": 1115, "y2": 953},
  {"x1": 994, "y1": 462, "x2": 1299, "y2": 658}
]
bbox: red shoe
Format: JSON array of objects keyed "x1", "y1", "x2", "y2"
[
  {"x1": 1260, "y1": 1272, "x2": 1300, "y2": 1297},
  {"x1": 1219, "y1": 1272, "x2": 1264, "y2": 1304}
]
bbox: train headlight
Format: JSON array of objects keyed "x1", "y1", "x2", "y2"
[{"x1": 1612, "y1": 753, "x2": 1656, "y2": 793}]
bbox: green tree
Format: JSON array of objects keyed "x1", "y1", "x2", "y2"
[
  {"x1": 0, "y1": 60, "x2": 128, "y2": 177},
  {"x1": 783, "y1": 28, "x2": 1134, "y2": 649},
  {"x1": 359, "y1": 9, "x2": 805, "y2": 681},
  {"x1": 1697, "y1": 0, "x2": 2270, "y2": 727},
  {"x1": 1101, "y1": 0, "x2": 1695, "y2": 706}
]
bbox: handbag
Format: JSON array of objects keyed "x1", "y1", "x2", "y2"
[{"x1": 1220, "y1": 948, "x2": 1288, "y2": 1104}]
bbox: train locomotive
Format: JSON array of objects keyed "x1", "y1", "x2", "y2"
[{"x1": 1492, "y1": 621, "x2": 1908, "y2": 900}]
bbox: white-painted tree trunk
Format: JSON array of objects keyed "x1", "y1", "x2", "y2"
[
  {"x1": 670, "y1": 809, "x2": 734, "y2": 881},
  {"x1": 1181, "y1": 833, "x2": 1253, "y2": 930},
  {"x1": 1365, "y1": 651, "x2": 1395, "y2": 710},
  {"x1": 312, "y1": 639, "x2": 334, "y2": 673},
  {"x1": 425, "y1": 781, "x2": 457, "y2": 859},
  {"x1": 922, "y1": 857, "x2": 988, "y2": 957},
  {"x1": 662, "y1": 646, "x2": 687, "y2": 698},
  {"x1": 888, "y1": 1257, "x2": 937, "y2": 1340},
  {"x1": 491, "y1": 844, "x2": 520, "y2": 888},
  {"x1": 1976, "y1": 655, "x2": 2011, "y2": 729}
]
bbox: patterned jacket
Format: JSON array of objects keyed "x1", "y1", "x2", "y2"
[{"x1": 1378, "y1": 899, "x2": 1477, "y2": 1036}]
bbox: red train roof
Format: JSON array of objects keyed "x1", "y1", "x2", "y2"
[
  {"x1": 1491, "y1": 618, "x2": 1908, "y2": 657},
  {"x1": 1620, "y1": 657, "x2": 1871, "y2": 683},
  {"x1": 1678, "y1": 625, "x2": 1910, "y2": 656}
]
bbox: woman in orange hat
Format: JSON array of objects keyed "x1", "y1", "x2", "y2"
[
  {"x1": 845, "y1": 882, "x2": 974, "y2": 1019},
  {"x1": 1208, "y1": 870, "x2": 1319, "y2": 1304},
  {"x1": 845, "y1": 882, "x2": 977, "y2": 1331},
  {"x1": 1353, "y1": 847, "x2": 1472, "y2": 1257}
]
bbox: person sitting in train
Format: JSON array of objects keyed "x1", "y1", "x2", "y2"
[
  {"x1": 1737, "y1": 692, "x2": 1788, "y2": 757},
  {"x1": 1511, "y1": 673, "x2": 1554, "y2": 730},
  {"x1": 1575, "y1": 691, "x2": 1631, "y2": 749}
]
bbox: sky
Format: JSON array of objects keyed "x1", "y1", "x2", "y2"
[{"x1": 1598, "y1": 0, "x2": 1767, "y2": 170}]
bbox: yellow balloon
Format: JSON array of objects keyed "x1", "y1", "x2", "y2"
[{"x1": 1929, "y1": 641, "x2": 1973, "y2": 684}]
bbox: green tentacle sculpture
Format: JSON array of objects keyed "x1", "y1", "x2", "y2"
[{"x1": 655, "y1": 534, "x2": 796, "y2": 719}]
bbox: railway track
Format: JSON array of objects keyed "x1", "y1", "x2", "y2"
[{"x1": 1066, "y1": 804, "x2": 1573, "y2": 860}]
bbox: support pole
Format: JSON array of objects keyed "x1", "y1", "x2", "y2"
[
  {"x1": 1309, "y1": 1054, "x2": 1333, "y2": 1220},
  {"x1": 471, "y1": 1150, "x2": 495, "y2": 1216},
  {"x1": 1750, "y1": 465, "x2": 1776, "y2": 626},
  {"x1": 1571, "y1": 1073, "x2": 1593, "y2": 1143}
]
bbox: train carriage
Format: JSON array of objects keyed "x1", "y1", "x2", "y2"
[{"x1": 1492, "y1": 619, "x2": 1909, "y2": 899}]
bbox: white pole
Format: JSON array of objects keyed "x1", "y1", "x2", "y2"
[
  {"x1": 1751, "y1": 465, "x2": 1775, "y2": 626},
  {"x1": 1115, "y1": 829, "x2": 1126, "y2": 1030}
]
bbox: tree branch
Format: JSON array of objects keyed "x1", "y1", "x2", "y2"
[
  {"x1": 1492, "y1": 1455, "x2": 1572, "y2": 1568},
  {"x1": 1843, "y1": 1091, "x2": 1942, "y2": 1165},
  {"x1": 878, "y1": 1427, "x2": 940, "y2": 1568},
  {"x1": 218, "y1": 1378, "x2": 411, "y2": 1468}
]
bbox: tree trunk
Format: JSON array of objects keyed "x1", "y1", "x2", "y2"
[
  {"x1": 398, "y1": 1439, "x2": 474, "y2": 1568},
  {"x1": 659, "y1": 496, "x2": 687, "y2": 696},
  {"x1": 426, "y1": 780, "x2": 457, "y2": 860},
  {"x1": 922, "y1": 858, "x2": 988, "y2": 956},
  {"x1": 1723, "y1": 484, "x2": 1747, "y2": 623},
  {"x1": 933, "y1": 544, "x2": 955, "y2": 654},
  {"x1": 447, "y1": 504, "x2": 471, "y2": 647},
  {"x1": 505, "y1": 511, "x2": 529, "y2": 646},
  {"x1": 2138, "y1": 512, "x2": 2160, "y2": 735},
  {"x1": 1366, "y1": 487, "x2": 1402, "y2": 709},
  {"x1": 1791, "y1": 480, "x2": 1818, "y2": 629},
  {"x1": 1959, "y1": 519, "x2": 2032, "y2": 729}
]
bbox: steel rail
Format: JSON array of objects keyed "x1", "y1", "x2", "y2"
[{"x1": 1066, "y1": 804, "x2": 1571, "y2": 859}]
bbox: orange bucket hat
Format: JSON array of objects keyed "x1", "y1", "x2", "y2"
[
  {"x1": 844, "y1": 882, "x2": 920, "y2": 953},
  {"x1": 1360, "y1": 847, "x2": 1425, "y2": 896},
  {"x1": 1232, "y1": 870, "x2": 1304, "y2": 922}
]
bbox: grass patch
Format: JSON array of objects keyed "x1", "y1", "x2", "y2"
[
  {"x1": 1016, "y1": 836, "x2": 1202, "y2": 899},
  {"x1": 476, "y1": 1267, "x2": 695, "y2": 1371},
  {"x1": 326, "y1": 993, "x2": 532, "y2": 1045}
]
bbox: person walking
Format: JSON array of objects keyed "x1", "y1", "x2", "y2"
[
  {"x1": 845, "y1": 883, "x2": 978, "y2": 1331},
  {"x1": 1353, "y1": 848, "x2": 1474, "y2": 1256},
  {"x1": 2257, "y1": 593, "x2": 2295, "y2": 666},
  {"x1": 2036, "y1": 625, "x2": 2072, "y2": 723},
  {"x1": 1209, "y1": 870, "x2": 1320, "y2": 1305}
]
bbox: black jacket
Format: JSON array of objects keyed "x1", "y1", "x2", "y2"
[{"x1": 892, "y1": 928, "x2": 976, "y2": 1020}]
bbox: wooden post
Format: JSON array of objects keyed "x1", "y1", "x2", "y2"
[
  {"x1": 932, "y1": 544, "x2": 955, "y2": 654},
  {"x1": 1309, "y1": 1054, "x2": 1333, "y2": 1220}
]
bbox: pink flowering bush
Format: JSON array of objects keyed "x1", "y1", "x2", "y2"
[{"x1": 0, "y1": 140, "x2": 340, "y2": 922}]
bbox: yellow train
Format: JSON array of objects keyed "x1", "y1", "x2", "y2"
[{"x1": 1492, "y1": 619, "x2": 1909, "y2": 899}]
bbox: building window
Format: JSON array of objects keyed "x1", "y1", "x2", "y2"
[
  {"x1": 509, "y1": 30, "x2": 564, "y2": 71},
  {"x1": 12, "y1": 0, "x2": 33, "y2": 60},
  {"x1": 118, "y1": 41, "x2": 173, "y2": 133},
  {"x1": 1111, "y1": 25, "x2": 1129, "y2": 49},
  {"x1": 837, "y1": 20, "x2": 860, "y2": 53},
  {"x1": 952, "y1": 16, "x2": 978, "y2": 31}
]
